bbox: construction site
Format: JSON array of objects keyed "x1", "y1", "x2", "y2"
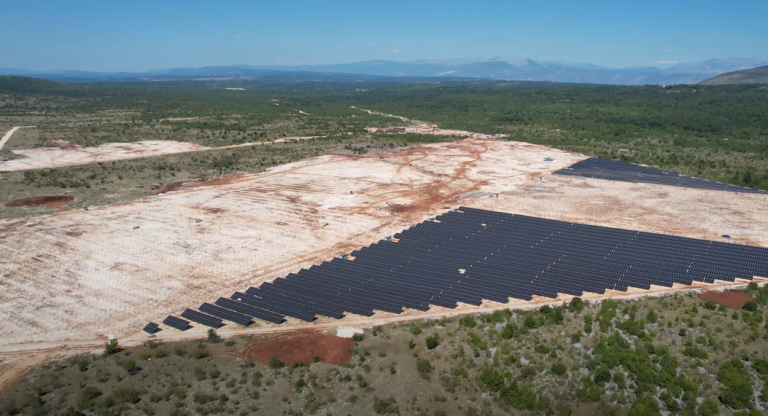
[{"x1": 1, "y1": 128, "x2": 767, "y2": 393}]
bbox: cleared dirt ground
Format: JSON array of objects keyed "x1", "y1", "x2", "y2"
[
  {"x1": 0, "y1": 136, "x2": 320, "y2": 172},
  {"x1": 1, "y1": 137, "x2": 767, "y2": 392}
]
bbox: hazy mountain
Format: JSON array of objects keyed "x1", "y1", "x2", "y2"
[
  {"x1": 699, "y1": 65, "x2": 768, "y2": 85},
  {"x1": 3, "y1": 57, "x2": 767, "y2": 85}
]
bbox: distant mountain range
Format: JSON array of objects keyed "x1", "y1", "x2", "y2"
[
  {"x1": 3, "y1": 57, "x2": 767, "y2": 86},
  {"x1": 699, "y1": 65, "x2": 768, "y2": 85}
]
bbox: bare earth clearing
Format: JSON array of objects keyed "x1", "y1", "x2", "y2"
[
  {"x1": 1, "y1": 137, "x2": 767, "y2": 392},
  {"x1": 0, "y1": 135, "x2": 319, "y2": 172}
]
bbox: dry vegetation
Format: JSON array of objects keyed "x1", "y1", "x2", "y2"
[{"x1": 2, "y1": 286, "x2": 767, "y2": 416}]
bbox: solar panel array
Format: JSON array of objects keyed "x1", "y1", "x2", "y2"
[
  {"x1": 554, "y1": 157, "x2": 768, "y2": 194},
  {"x1": 152, "y1": 207, "x2": 768, "y2": 331}
]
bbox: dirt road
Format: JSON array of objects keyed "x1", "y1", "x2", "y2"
[{"x1": 0, "y1": 126, "x2": 35, "y2": 150}]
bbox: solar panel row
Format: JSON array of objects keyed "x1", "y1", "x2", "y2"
[
  {"x1": 143, "y1": 322, "x2": 159, "y2": 334},
  {"x1": 151, "y1": 207, "x2": 768, "y2": 332},
  {"x1": 181, "y1": 309, "x2": 222, "y2": 328},
  {"x1": 162, "y1": 315, "x2": 189, "y2": 331},
  {"x1": 553, "y1": 157, "x2": 767, "y2": 194}
]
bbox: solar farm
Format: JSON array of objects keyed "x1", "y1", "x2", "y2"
[
  {"x1": 155, "y1": 207, "x2": 768, "y2": 331},
  {"x1": 1, "y1": 137, "x2": 767, "y2": 387}
]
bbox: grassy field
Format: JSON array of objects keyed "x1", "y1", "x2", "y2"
[{"x1": 2, "y1": 286, "x2": 767, "y2": 416}]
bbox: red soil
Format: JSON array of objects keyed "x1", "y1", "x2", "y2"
[
  {"x1": 6, "y1": 196, "x2": 74, "y2": 208},
  {"x1": 240, "y1": 333, "x2": 354, "y2": 365},
  {"x1": 697, "y1": 291, "x2": 755, "y2": 309}
]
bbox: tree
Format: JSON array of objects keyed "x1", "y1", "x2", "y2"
[
  {"x1": 207, "y1": 328, "x2": 218, "y2": 343},
  {"x1": 742, "y1": 301, "x2": 757, "y2": 312}
]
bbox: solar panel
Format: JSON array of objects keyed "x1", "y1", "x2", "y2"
[
  {"x1": 199, "y1": 302, "x2": 252, "y2": 326},
  {"x1": 181, "y1": 309, "x2": 222, "y2": 328},
  {"x1": 162, "y1": 315, "x2": 190, "y2": 331},
  {"x1": 143, "y1": 322, "x2": 159, "y2": 334}
]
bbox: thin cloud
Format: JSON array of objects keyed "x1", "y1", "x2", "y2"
[
  {"x1": 656, "y1": 60, "x2": 680, "y2": 65},
  {"x1": 233, "y1": 34, "x2": 241, "y2": 40},
  {"x1": 392, "y1": 49, "x2": 402, "y2": 54}
]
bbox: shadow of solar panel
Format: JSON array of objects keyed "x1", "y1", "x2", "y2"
[
  {"x1": 215, "y1": 297, "x2": 284, "y2": 324},
  {"x1": 554, "y1": 157, "x2": 767, "y2": 194},
  {"x1": 200, "y1": 303, "x2": 252, "y2": 326},
  {"x1": 162, "y1": 315, "x2": 189, "y2": 331},
  {"x1": 181, "y1": 309, "x2": 222, "y2": 328},
  {"x1": 142, "y1": 322, "x2": 159, "y2": 334}
]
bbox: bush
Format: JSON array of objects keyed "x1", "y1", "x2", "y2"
[
  {"x1": 697, "y1": 400, "x2": 720, "y2": 416},
  {"x1": 122, "y1": 359, "x2": 138, "y2": 375},
  {"x1": 501, "y1": 323, "x2": 519, "y2": 339},
  {"x1": 104, "y1": 339, "x2": 119, "y2": 355},
  {"x1": 594, "y1": 368, "x2": 612, "y2": 386},
  {"x1": 352, "y1": 333, "x2": 365, "y2": 342},
  {"x1": 584, "y1": 315, "x2": 593, "y2": 334},
  {"x1": 551, "y1": 363, "x2": 568, "y2": 378},
  {"x1": 703, "y1": 300, "x2": 718, "y2": 310},
  {"x1": 459, "y1": 316, "x2": 477, "y2": 328},
  {"x1": 718, "y1": 358, "x2": 754, "y2": 409},
  {"x1": 647, "y1": 309, "x2": 659, "y2": 323},
  {"x1": 268, "y1": 356, "x2": 284, "y2": 369},
  {"x1": 193, "y1": 392, "x2": 218, "y2": 404},
  {"x1": 683, "y1": 346, "x2": 709, "y2": 359},
  {"x1": 409, "y1": 325, "x2": 422, "y2": 335},
  {"x1": 416, "y1": 358, "x2": 433, "y2": 379},
  {"x1": 628, "y1": 395, "x2": 660, "y2": 416},
  {"x1": 373, "y1": 396, "x2": 399, "y2": 414},
  {"x1": 569, "y1": 297, "x2": 585, "y2": 313},
  {"x1": 111, "y1": 387, "x2": 140, "y2": 404},
  {"x1": 742, "y1": 301, "x2": 757, "y2": 312},
  {"x1": 479, "y1": 366, "x2": 505, "y2": 392},
  {"x1": 425, "y1": 333, "x2": 441, "y2": 349}
]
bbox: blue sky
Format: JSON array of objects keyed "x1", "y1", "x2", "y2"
[{"x1": 1, "y1": 0, "x2": 766, "y2": 71}]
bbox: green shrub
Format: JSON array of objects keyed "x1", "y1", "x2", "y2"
[
  {"x1": 742, "y1": 301, "x2": 758, "y2": 312},
  {"x1": 584, "y1": 315, "x2": 593, "y2": 334},
  {"x1": 409, "y1": 325, "x2": 422, "y2": 335},
  {"x1": 697, "y1": 400, "x2": 720, "y2": 416},
  {"x1": 459, "y1": 316, "x2": 477, "y2": 328},
  {"x1": 647, "y1": 309, "x2": 659, "y2": 323},
  {"x1": 111, "y1": 387, "x2": 140, "y2": 404},
  {"x1": 683, "y1": 346, "x2": 709, "y2": 360},
  {"x1": 193, "y1": 392, "x2": 218, "y2": 404},
  {"x1": 352, "y1": 333, "x2": 365, "y2": 342},
  {"x1": 104, "y1": 339, "x2": 119, "y2": 355},
  {"x1": 718, "y1": 358, "x2": 754, "y2": 410},
  {"x1": 416, "y1": 358, "x2": 433, "y2": 379},
  {"x1": 551, "y1": 363, "x2": 568, "y2": 378},
  {"x1": 122, "y1": 359, "x2": 138, "y2": 375},
  {"x1": 569, "y1": 297, "x2": 585, "y2": 313},
  {"x1": 373, "y1": 396, "x2": 399, "y2": 414},
  {"x1": 501, "y1": 323, "x2": 520, "y2": 339},
  {"x1": 268, "y1": 356, "x2": 284, "y2": 369},
  {"x1": 425, "y1": 333, "x2": 441, "y2": 349}
]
